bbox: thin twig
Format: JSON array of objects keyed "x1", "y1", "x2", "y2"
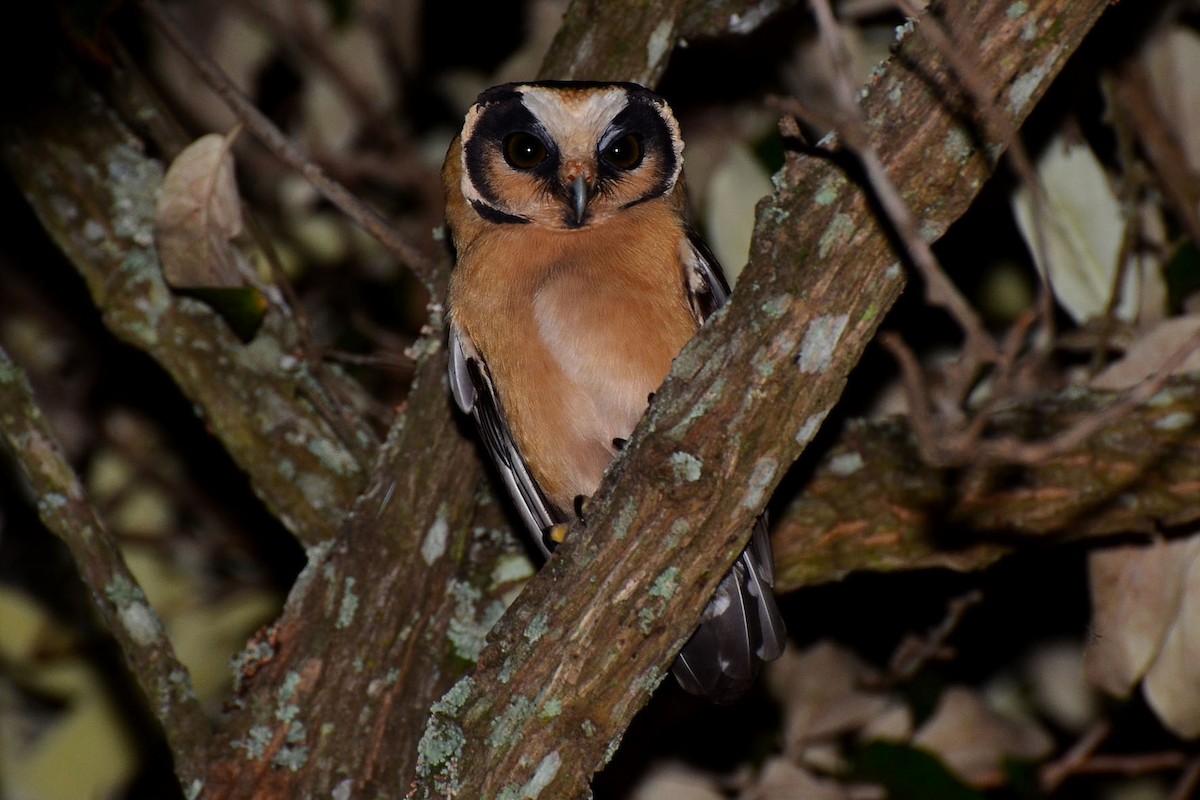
[
  {"x1": 874, "y1": 11, "x2": 1200, "y2": 470},
  {"x1": 1169, "y1": 755, "x2": 1200, "y2": 800},
  {"x1": 140, "y1": 0, "x2": 442, "y2": 295},
  {"x1": 974, "y1": 322, "x2": 1200, "y2": 465},
  {"x1": 1040, "y1": 721, "x2": 1112, "y2": 791},
  {"x1": 236, "y1": 0, "x2": 385, "y2": 130},
  {"x1": 1109, "y1": 59, "x2": 1200, "y2": 250},
  {"x1": 886, "y1": 314, "x2": 1200, "y2": 467},
  {"x1": 805, "y1": 0, "x2": 999, "y2": 377},
  {"x1": 885, "y1": 589, "x2": 984, "y2": 684},
  {"x1": 894, "y1": 0, "x2": 1058, "y2": 390},
  {"x1": 1070, "y1": 752, "x2": 1189, "y2": 778}
]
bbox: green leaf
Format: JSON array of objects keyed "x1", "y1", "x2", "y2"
[
  {"x1": 851, "y1": 741, "x2": 986, "y2": 800},
  {"x1": 181, "y1": 287, "x2": 269, "y2": 342}
]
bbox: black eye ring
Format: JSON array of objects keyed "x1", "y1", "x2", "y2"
[
  {"x1": 602, "y1": 133, "x2": 643, "y2": 170},
  {"x1": 503, "y1": 132, "x2": 549, "y2": 170}
]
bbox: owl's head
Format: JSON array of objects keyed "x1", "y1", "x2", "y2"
[{"x1": 452, "y1": 81, "x2": 684, "y2": 231}]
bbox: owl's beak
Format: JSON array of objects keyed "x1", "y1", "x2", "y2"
[
  {"x1": 562, "y1": 160, "x2": 595, "y2": 225},
  {"x1": 570, "y1": 174, "x2": 589, "y2": 224}
]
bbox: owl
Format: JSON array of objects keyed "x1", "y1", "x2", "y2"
[{"x1": 443, "y1": 81, "x2": 785, "y2": 702}]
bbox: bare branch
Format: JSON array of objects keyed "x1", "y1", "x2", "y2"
[
  {"x1": 808, "y1": 0, "x2": 997, "y2": 370},
  {"x1": 772, "y1": 375, "x2": 1200, "y2": 591}
]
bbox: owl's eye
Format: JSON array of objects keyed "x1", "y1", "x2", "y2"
[
  {"x1": 503, "y1": 132, "x2": 549, "y2": 170},
  {"x1": 602, "y1": 133, "x2": 643, "y2": 170}
]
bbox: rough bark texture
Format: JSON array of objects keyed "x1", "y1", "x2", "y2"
[
  {"x1": 538, "y1": 0, "x2": 689, "y2": 83},
  {"x1": 0, "y1": 46, "x2": 494, "y2": 798},
  {"x1": 197, "y1": 351, "x2": 504, "y2": 798},
  {"x1": 773, "y1": 380, "x2": 1200, "y2": 590}
]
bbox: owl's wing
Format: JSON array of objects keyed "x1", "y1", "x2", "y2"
[
  {"x1": 449, "y1": 320, "x2": 564, "y2": 557},
  {"x1": 682, "y1": 227, "x2": 730, "y2": 323},
  {"x1": 672, "y1": 229, "x2": 788, "y2": 702},
  {"x1": 671, "y1": 515, "x2": 787, "y2": 701}
]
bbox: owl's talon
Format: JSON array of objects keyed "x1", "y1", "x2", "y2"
[
  {"x1": 543, "y1": 522, "x2": 570, "y2": 552},
  {"x1": 573, "y1": 494, "x2": 588, "y2": 518},
  {"x1": 612, "y1": 437, "x2": 628, "y2": 450}
]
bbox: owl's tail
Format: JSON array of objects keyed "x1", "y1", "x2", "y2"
[{"x1": 671, "y1": 515, "x2": 787, "y2": 703}]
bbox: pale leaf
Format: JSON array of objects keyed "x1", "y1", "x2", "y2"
[
  {"x1": 1144, "y1": 24, "x2": 1200, "y2": 173},
  {"x1": 1011, "y1": 134, "x2": 1137, "y2": 323},
  {"x1": 1085, "y1": 537, "x2": 1195, "y2": 697},
  {"x1": 0, "y1": 587, "x2": 60, "y2": 663},
  {"x1": 743, "y1": 758, "x2": 859, "y2": 800},
  {"x1": 172, "y1": 591, "x2": 280, "y2": 705},
  {"x1": 300, "y1": 23, "x2": 394, "y2": 152},
  {"x1": 629, "y1": 762, "x2": 724, "y2": 800},
  {"x1": 155, "y1": 129, "x2": 247, "y2": 288},
  {"x1": 1024, "y1": 640, "x2": 1099, "y2": 733},
  {"x1": 4, "y1": 664, "x2": 137, "y2": 800},
  {"x1": 703, "y1": 141, "x2": 772, "y2": 284},
  {"x1": 766, "y1": 642, "x2": 896, "y2": 754},
  {"x1": 1143, "y1": 536, "x2": 1200, "y2": 738},
  {"x1": 912, "y1": 686, "x2": 1052, "y2": 787},
  {"x1": 1090, "y1": 315, "x2": 1200, "y2": 391}
]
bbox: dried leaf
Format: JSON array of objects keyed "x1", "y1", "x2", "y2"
[
  {"x1": 912, "y1": 686, "x2": 1053, "y2": 787},
  {"x1": 1024, "y1": 640, "x2": 1099, "y2": 733},
  {"x1": 155, "y1": 129, "x2": 248, "y2": 289},
  {"x1": 767, "y1": 642, "x2": 899, "y2": 755},
  {"x1": 743, "y1": 758, "x2": 860, "y2": 800},
  {"x1": 1084, "y1": 537, "x2": 1197, "y2": 698},
  {"x1": 629, "y1": 762, "x2": 724, "y2": 800},
  {"x1": 703, "y1": 141, "x2": 772, "y2": 283},
  {"x1": 1011, "y1": 134, "x2": 1139, "y2": 323},
  {"x1": 1089, "y1": 315, "x2": 1200, "y2": 391},
  {"x1": 859, "y1": 702, "x2": 913, "y2": 742},
  {"x1": 1144, "y1": 24, "x2": 1200, "y2": 172},
  {"x1": 1142, "y1": 537, "x2": 1200, "y2": 738}
]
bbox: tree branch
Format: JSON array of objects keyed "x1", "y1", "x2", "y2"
[
  {"x1": 772, "y1": 378, "x2": 1200, "y2": 590},
  {"x1": 0, "y1": 346, "x2": 210, "y2": 787},
  {"x1": 198, "y1": 346, "x2": 503, "y2": 797},
  {"x1": 1, "y1": 61, "x2": 376, "y2": 548},
  {"x1": 0, "y1": 32, "x2": 498, "y2": 799},
  {"x1": 537, "y1": 0, "x2": 689, "y2": 84}
]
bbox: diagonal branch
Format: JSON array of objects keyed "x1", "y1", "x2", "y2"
[
  {"x1": 0, "y1": 347, "x2": 211, "y2": 786},
  {"x1": 537, "y1": 0, "x2": 689, "y2": 84}
]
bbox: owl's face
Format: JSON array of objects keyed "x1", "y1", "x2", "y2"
[{"x1": 457, "y1": 81, "x2": 684, "y2": 231}]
